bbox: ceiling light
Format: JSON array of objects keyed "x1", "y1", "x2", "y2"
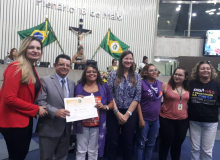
[
  {"x1": 192, "y1": 13, "x2": 197, "y2": 17},
  {"x1": 210, "y1": 9, "x2": 216, "y2": 12},
  {"x1": 219, "y1": 8, "x2": 220, "y2": 10},
  {"x1": 178, "y1": 5, "x2": 181, "y2": 8},
  {"x1": 176, "y1": 7, "x2": 180, "y2": 11},
  {"x1": 209, "y1": 12, "x2": 214, "y2": 15},
  {"x1": 167, "y1": 21, "x2": 170, "y2": 24},
  {"x1": 169, "y1": 61, "x2": 172, "y2": 62},
  {"x1": 206, "y1": 10, "x2": 211, "y2": 13},
  {"x1": 155, "y1": 59, "x2": 160, "y2": 62},
  {"x1": 158, "y1": 14, "x2": 160, "y2": 17},
  {"x1": 217, "y1": 12, "x2": 220, "y2": 15}
]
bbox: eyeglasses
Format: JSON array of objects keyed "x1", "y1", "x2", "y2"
[
  {"x1": 173, "y1": 73, "x2": 184, "y2": 77},
  {"x1": 57, "y1": 63, "x2": 71, "y2": 68},
  {"x1": 199, "y1": 61, "x2": 210, "y2": 65},
  {"x1": 86, "y1": 71, "x2": 97, "y2": 74},
  {"x1": 148, "y1": 69, "x2": 158, "y2": 73}
]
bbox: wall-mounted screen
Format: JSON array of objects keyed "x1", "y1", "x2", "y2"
[{"x1": 204, "y1": 30, "x2": 220, "y2": 56}]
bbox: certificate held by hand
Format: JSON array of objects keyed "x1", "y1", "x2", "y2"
[{"x1": 64, "y1": 96, "x2": 98, "y2": 122}]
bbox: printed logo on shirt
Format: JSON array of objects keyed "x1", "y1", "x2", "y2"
[{"x1": 191, "y1": 88, "x2": 216, "y2": 105}]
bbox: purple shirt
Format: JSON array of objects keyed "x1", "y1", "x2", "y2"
[
  {"x1": 81, "y1": 89, "x2": 100, "y2": 97},
  {"x1": 140, "y1": 79, "x2": 162, "y2": 121}
]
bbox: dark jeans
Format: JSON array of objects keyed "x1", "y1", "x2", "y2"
[
  {"x1": 107, "y1": 109, "x2": 137, "y2": 160},
  {"x1": 0, "y1": 118, "x2": 33, "y2": 160},
  {"x1": 159, "y1": 116, "x2": 189, "y2": 160}
]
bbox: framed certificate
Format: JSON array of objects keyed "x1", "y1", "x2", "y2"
[{"x1": 64, "y1": 96, "x2": 98, "y2": 122}]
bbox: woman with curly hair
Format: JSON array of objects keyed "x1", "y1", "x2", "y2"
[
  {"x1": 73, "y1": 64, "x2": 113, "y2": 160},
  {"x1": 189, "y1": 61, "x2": 220, "y2": 160},
  {"x1": 134, "y1": 64, "x2": 162, "y2": 160}
]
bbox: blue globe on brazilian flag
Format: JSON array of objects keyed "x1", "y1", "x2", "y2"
[
  {"x1": 18, "y1": 21, "x2": 56, "y2": 47},
  {"x1": 100, "y1": 30, "x2": 129, "y2": 60}
]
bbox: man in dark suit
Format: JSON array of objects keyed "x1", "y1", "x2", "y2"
[{"x1": 36, "y1": 54, "x2": 75, "y2": 160}]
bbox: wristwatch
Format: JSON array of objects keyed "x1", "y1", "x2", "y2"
[
  {"x1": 127, "y1": 111, "x2": 132, "y2": 116},
  {"x1": 105, "y1": 105, "x2": 109, "y2": 110}
]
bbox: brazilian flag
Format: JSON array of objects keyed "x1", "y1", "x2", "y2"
[
  {"x1": 100, "y1": 30, "x2": 129, "y2": 60},
  {"x1": 18, "y1": 21, "x2": 56, "y2": 47}
]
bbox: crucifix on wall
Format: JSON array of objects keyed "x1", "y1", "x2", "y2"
[{"x1": 69, "y1": 18, "x2": 92, "y2": 47}]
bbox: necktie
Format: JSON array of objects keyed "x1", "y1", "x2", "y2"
[{"x1": 62, "y1": 79, "x2": 67, "y2": 98}]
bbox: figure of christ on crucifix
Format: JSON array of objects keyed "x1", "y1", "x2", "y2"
[
  {"x1": 69, "y1": 27, "x2": 91, "y2": 47},
  {"x1": 69, "y1": 19, "x2": 92, "y2": 47}
]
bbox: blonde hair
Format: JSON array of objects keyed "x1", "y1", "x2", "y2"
[
  {"x1": 191, "y1": 61, "x2": 218, "y2": 80},
  {"x1": 77, "y1": 46, "x2": 85, "y2": 60},
  {"x1": 14, "y1": 36, "x2": 43, "y2": 84}
]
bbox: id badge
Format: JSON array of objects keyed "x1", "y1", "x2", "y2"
[{"x1": 178, "y1": 104, "x2": 183, "y2": 110}]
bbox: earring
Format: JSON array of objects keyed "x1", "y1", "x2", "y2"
[{"x1": 36, "y1": 60, "x2": 40, "y2": 66}]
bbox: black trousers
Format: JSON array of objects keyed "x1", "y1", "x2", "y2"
[
  {"x1": 159, "y1": 116, "x2": 189, "y2": 160},
  {"x1": 107, "y1": 109, "x2": 137, "y2": 160},
  {"x1": 0, "y1": 118, "x2": 33, "y2": 160}
]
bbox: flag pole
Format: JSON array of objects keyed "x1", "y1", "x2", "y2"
[
  {"x1": 91, "y1": 46, "x2": 101, "y2": 60},
  {"x1": 46, "y1": 18, "x2": 65, "y2": 55},
  {"x1": 91, "y1": 28, "x2": 111, "y2": 60}
]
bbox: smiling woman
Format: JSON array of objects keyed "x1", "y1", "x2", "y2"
[
  {"x1": 0, "y1": 36, "x2": 48, "y2": 160},
  {"x1": 188, "y1": 61, "x2": 220, "y2": 160},
  {"x1": 73, "y1": 64, "x2": 114, "y2": 159},
  {"x1": 159, "y1": 67, "x2": 190, "y2": 160},
  {"x1": 134, "y1": 64, "x2": 162, "y2": 160},
  {"x1": 107, "y1": 51, "x2": 141, "y2": 160}
]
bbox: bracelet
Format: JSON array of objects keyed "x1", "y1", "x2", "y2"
[
  {"x1": 114, "y1": 109, "x2": 119, "y2": 114},
  {"x1": 127, "y1": 111, "x2": 132, "y2": 116},
  {"x1": 105, "y1": 105, "x2": 109, "y2": 110}
]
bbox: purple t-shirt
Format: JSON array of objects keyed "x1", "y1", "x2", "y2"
[
  {"x1": 81, "y1": 89, "x2": 101, "y2": 97},
  {"x1": 140, "y1": 79, "x2": 163, "y2": 121}
]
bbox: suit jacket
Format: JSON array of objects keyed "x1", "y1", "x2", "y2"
[
  {"x1": 36, "y1": 73, "x2": 75, "y2": 137},
  {"x1": 0, "y1": 61, "x2": 41, "y2": 128}
]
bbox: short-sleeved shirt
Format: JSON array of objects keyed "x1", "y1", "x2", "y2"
[
  {"x1": 188, "y1": 79, "x2": 220, "y2": 122},
  {"x1": 107, "y1": 70, "x2": 141, "y2": 109},
  {"x1": 140, "y1": 79, "x2": 163, "y2": 121},
  {"x1": 81, "y1": 90, "x2": 101, "y2": 127}
]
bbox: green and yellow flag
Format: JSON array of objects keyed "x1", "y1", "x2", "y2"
[
  {"x1": 18, "y1": 21, "x2": 56, "y2": 46},
  {"x1": 100, "y1": 30, "x2": 129, "y2": 60}
]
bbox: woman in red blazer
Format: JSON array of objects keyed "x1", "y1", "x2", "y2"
[{"x1": 0, "y1": 36, "x2": 48, "y2": 160}]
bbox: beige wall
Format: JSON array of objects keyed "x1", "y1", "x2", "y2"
[
  {"x1": 0, "y1": 0, "x2": 159, "y2": 72},
  {"x1": 154, "y1": 37, "x2": 204, "y2": 57},
  {"x1": 0, "y1": 65, "x2": 83, "y2": 87}
]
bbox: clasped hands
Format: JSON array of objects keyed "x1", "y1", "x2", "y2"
[
  {"x1": 38, "y1": 106, "x2": 48, "y2": 117},
  {"x1": 116, "y1": 111, "x2": 130, "y2": 125}
]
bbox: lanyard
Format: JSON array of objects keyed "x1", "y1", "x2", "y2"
[{"x1": 176, "y1": 87, "x2": 183, "y2": 104}]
